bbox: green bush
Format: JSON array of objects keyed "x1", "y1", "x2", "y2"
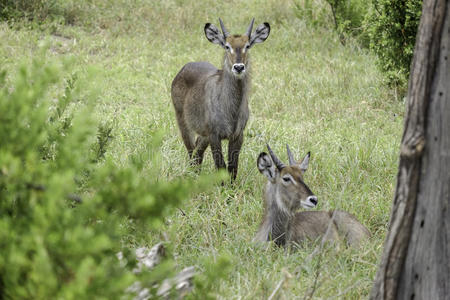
[
  {"x1": 295, "y1": 0, "x2": 422, "y2": 89},
  {"x1": 294, "y1": 0, "x2": 369, "y2": 45},
  {"x1": 325, "y1": 0, "x2": 369, "y2": 45},
  {"x1": 365, "y1": 0, "x2": 422, "y2": 87},
  {"x1": 0, "y1": 58, "x2": 218, "y2": 298}
]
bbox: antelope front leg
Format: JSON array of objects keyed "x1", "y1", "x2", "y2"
[
  {"x1": 228, "y1": 134, "x2": 243, "y2": 181},
  {"x1": 209, "y1": 135, "x2": 226, "y2": 170},
  {"x1": 192, "y1": 136, "x2": 209, "y2": 166}
]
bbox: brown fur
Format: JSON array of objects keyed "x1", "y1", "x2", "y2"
[
  {"x1": 254, "y1": 147, "x2": 371, "y2": 248},
  {"x1": 171, "y1": 19, "x2": 270, "y2": 181},
  {"x1": 287, "y1": 210, "x2": 371, "y2": 247}
]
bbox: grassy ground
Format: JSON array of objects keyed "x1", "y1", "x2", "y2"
[{"x1": 0, "y1": 0, "x2": 404, "y2": 298}]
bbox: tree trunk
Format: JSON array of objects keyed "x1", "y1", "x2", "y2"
[{"x1": 370, "y1": 0, "x2": 449, "y2": 299}]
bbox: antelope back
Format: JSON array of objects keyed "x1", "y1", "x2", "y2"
[{"x1": 291, "y1": 210, "x2": 371, "y2": 247}]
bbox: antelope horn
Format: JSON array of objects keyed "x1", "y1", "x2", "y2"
[
  {"x1": 246, "y1": 18, "x2": 255, "y2": 37},
  {"x1": 267, "y1": 144, "x2": 285, "y2": 170},
  {"x1": 286, "y1": 144, "x2": 296, "y2": 166},
  {"x1": 219, "y1": 18, "x2": 230, "y2": 38}
]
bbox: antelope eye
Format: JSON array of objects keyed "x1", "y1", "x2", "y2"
[
  {"x1": 225, "y1": 45, "x2": 231, "y2": 50},
  {"x1": 245, "y1": 44, "x2": 250, "y2": 49},
  {"x1": 282, "y1": 176, "x2": 291, "y2": 183}
]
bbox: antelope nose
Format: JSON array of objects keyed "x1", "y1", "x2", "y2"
[
  {"x1": 233, "y1": 64, "x2": 245, "y2": 73},
  {"x1": 307, "y1": 196, "x2": 318, "y2": 206}
]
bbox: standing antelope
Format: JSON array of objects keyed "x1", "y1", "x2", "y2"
[
  {"x1": 254, "y1": 144, "x2": 370, "y2": 247},
  {"x1": 171, "y1": 18, "x2": 270, "y2": 180}
]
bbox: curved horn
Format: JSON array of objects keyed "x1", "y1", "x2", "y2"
[
  {"x1": 286, "y1": 144, "x2": 296, "y2": 166},
  {"x1": 267, "y1": 144, "x2": 285, "y2": 170},
  {"x1": 219, "y1": 18, "x2": 230, "y2": 38},
  {"x1": 246, "y1": 18, "x2": 255, "y2": 37}
]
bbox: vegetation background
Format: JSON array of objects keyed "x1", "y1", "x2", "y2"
[{"x1": 0, "y1": 0, "x2": 420, "y2": 298}]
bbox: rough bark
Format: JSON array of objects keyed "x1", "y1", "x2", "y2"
[{"x1": 370, "y1": 0, "x2": 449, "y2": 299}]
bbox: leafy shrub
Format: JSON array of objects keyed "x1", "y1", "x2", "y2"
[
  {"x1": 365, "y1": 0, "x2": 422, "y2": 87},
  {"x1": 0, "y1": 58, "x2": 218, "y2": 298},
  {"x1": 188, "y1": 254, "x2": 231, "y2": 300},
  {"x1": 294, "y1": 0, "x2": 369, "y2": 45},
  {"x1": 325, "y1": 0, "x2": 369, "y2": 45},
  {"x1": 294, "y1": 0, "x2": 422, "y2": 89}
]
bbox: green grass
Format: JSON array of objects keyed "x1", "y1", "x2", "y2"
[{"x1": 0, "y1": 0, "x2": 404, "y2": 298}]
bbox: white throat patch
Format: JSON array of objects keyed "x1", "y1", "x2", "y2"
[{"x1": 275, "y1": 189, "x2": 289, "y2": 214}]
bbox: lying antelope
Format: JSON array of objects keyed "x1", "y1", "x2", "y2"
[
  {"x1": 254, "y1": 144, "x2": 370, "y2": 247},
  {"x1": 171, "y1": 18, "x2": 270, "y2": 180}
]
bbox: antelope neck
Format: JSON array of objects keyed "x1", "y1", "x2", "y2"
[{"x1": 265, "y1": 183, "x2": 293, "y2": 245}]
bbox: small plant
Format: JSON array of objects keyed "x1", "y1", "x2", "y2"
[{"x1": 92, "y1": 121, "x2": 114, "y2": 162}]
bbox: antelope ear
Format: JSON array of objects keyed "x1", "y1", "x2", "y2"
[
  {"x1": 204, "y1": 23, "x2": 226, "y2": 47},
  {"x1": 249, "y1": 22, "x2": 270, "y2": 48},
  {"x1": 299, "y1": 152, "x2": 311, "y2": 173},
  {"x1": 257, "y1": 152, "x2": 277, "y2": 182}
]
